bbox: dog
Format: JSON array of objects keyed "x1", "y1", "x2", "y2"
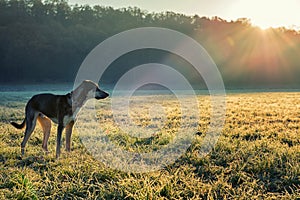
[{"x1": 10, "y1": 80, "x2": 109, "y2": 158}]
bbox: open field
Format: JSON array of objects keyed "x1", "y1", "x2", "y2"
[{"x1": 0, "y1": 91, "x2": 299, "y2": 199}]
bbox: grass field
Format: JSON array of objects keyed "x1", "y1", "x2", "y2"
[{"x1": 0, "y1": 91, "x2": 299, "y2": 199}]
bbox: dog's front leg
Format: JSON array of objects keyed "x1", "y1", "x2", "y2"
[
  {"x1": 65, "y1": 121, "x2": 74, "y2": 152},
  {"x1": 56, "y1": 123, "x2": 64, "y2": 159}
]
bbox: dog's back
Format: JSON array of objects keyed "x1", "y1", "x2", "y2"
[
  {"x1": 29, "y1": 93, "x2": 73, "y2": 122},
  {"x1": 28, "y1": 94, "x2": 61, "y2": 117}
]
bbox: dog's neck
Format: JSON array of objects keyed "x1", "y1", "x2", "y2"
[{"x1": 69, "y1": 87, "x2": 91, "y2": 113}]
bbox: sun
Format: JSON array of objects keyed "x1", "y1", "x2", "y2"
[{"x1": 227, "y1": 0, "x2": 300, "y2": 29}]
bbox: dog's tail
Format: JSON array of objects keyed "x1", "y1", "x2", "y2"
[{"x1": 10, "y1": 119, "x2": 26, "y2": 129}]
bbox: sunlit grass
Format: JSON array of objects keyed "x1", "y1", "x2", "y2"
[{"x1": 0, "y1": 92, "x2": 299, "y2": 199}]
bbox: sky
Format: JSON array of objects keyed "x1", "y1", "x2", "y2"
[{"x1": 69, "y1": 0, "x2": 300, "y2": 30}]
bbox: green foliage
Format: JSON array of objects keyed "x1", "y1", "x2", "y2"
[
  {"x1": 0, "y1": 92, "x2": 299, "y2": 199},
  {"x1": 12, "y1": 173, "x2": 38, "y2": 200}
]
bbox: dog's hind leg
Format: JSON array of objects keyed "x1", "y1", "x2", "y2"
[
  {"x1": 20, "y1": 110, "x2": 38, "y2": 156},
  {"x1": 37, "y1": 114, "x2": 51, "y2": 153},
  {"x1": 65, "y1": 121, "x2": 74, "y2": 152}
]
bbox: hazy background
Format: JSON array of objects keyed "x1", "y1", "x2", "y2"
[
  {"x1": 69, "y1": 0, "x2": 300, "y2": 30},
  {"x1": 0, "y1": 0, "x2": 299, "y2": 89}
]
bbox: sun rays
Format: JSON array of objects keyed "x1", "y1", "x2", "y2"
[
  {"x1": 225, "y1": 0, "x2": 300, "y2": 30},
  {"x1": 193, "y1": 22, "x2": 298, "y2": 86}
]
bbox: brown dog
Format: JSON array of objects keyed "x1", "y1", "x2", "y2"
[{"x1": 11, "y1": 80, "x2": 109, "y2": 158}]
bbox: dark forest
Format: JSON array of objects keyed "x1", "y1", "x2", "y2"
[{"x1": 0, "y1": 0, "x2": 300, "y2": 88}]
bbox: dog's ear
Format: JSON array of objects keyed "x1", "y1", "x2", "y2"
[{"x1": 83, "y1": 80, "x2": 98, "y2": 87}]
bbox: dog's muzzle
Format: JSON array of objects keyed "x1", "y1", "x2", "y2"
[{"x1": 95, "y1": 89, "x2": 109, "y2": 99}]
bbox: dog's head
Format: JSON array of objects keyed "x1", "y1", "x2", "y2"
[
  {"x1": 82, "y1": 80, "x2": 109, "y2": 99},
  {"x1": 73, "y1": 80, "x2": 109, "y2": 102}
]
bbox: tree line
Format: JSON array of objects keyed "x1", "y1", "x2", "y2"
[{"x1": 0, "y1": 0, "x2": 299, "y2": 88}]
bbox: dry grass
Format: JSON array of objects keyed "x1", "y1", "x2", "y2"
[{"x1": 0, "y1": 92, "x2": 299, "y2": 199}]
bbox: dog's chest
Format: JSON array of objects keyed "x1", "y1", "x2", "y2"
[
  {"x1": 48, "y1": 105, "x2": 79, "y2": 126},
  {"x1": 63, "y1": 115, "x2": 74, "y2": 126},
  {"x1": 49, "y1": 115, "x2": 74, "y2": 126}
]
